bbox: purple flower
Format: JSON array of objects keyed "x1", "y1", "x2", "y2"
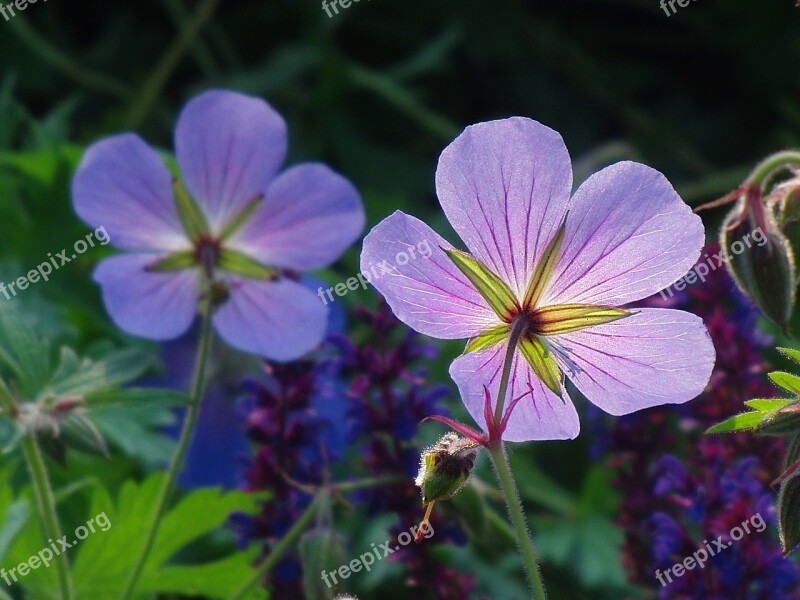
[
  {"x1": 361, "y1": 117, "x2": 715, "y2": 441},
  {"x1": 72, "y1": 90, "x2": 364, "y2": 361}
]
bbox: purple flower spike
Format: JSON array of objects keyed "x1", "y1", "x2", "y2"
[
  {"x1": 73, "y1": 90, "x2": 364, "y2": 361},
  {"x1": 361, "y1": 117, "x2": 715, "y2": 442}
]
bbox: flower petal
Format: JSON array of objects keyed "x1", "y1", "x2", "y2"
[
  {"x1": 360, "y1": 211, "x2": 498, "y2": 339},
  {"x1": 543, "y1": 162, "x2": 704, "y2": 306},
  {"x1": 175, "y1": 90, "x2": 287, "y2": 231},
  {"x1": 449, "y1": 343, "x2": 580, "y2": 442},
  {"x1": 228, "y1": 163, "x2": 364, "y2": 270},
  {"x1": 72, "y1": 135, "x2": 188, "y2": 251},
  {"x1": 93, "y1": 254, "x2": 199, "y2": 339},
  {"x1": 435, "y1": 117, "x2": 573, "y2": 296},
  {"x1": 212, "y1": 277, "x2": 327, "y2": 361},
  {"x1": 550, "y1": 308, "x2": 715, "y2": 415}
]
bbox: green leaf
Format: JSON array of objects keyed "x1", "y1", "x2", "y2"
[
  {"x1": 46, "y1": 347, "x2": 157, "y2": 398},
  {"x1": 442, "y1": 247, "x2": 518, "y2": 320},
  {"x1": 706, "y1": 411, "x2": 764, "y2": 434},
  {"x1": 0, "y1": 500, "x2": 29, "y2": 564},
  {"x1": 58, "y1": 413, "x2": 110, "y2": 458},
  {"x1": 745, "y1": 398, "x2": 796, "y2": 411},
  {"x1": 523, "y1": 216, "x2": 566, "y2": 309},
  {"x1": 770, "y1": 371, "x2": 800, "y2": 395},
  {"x1": 464, "y1": 324, "x2": 508, "y2": 353},
  {"x1": 518, "y1": 337, "x2": 562, "y2": 396},
  {"x1": 778, "y1": 347, "x2": 800, "y2": 364},
  {"x1": 87, "y1": 389, "x2": 188, "y2": 465},
  {"x1": 67, "y1": 474, "x2": 269, "y2": 599},
  {"x1": 0, "y1": 306, "x2": 50, "y2": 398}
]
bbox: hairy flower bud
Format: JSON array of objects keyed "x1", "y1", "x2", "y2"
[
  {"x1": 415, "y1": 432, "x2": 479, "y2": 506},
  {"x1": 757, "y1": 403, "x2": 800, "y2": 436}
]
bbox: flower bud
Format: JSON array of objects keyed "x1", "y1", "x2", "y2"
[
  {"x1": 757, "y1": 403, "x2": 800, "y2": 436},
  {"x1": 721, "y1": 187, "x2": 796, "y2": 329},
  {"x1": 415, "y1": 432, "x2": 479, "y2": 506}
]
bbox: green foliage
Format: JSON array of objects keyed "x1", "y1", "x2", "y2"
[
  {"x1": 0, "y1": 302, "x2": 184, "y2": 466},
  {"x1": 3, "y1": 474, "x2": 269, "y2": 600}
]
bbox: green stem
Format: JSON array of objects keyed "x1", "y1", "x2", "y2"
[
  {"x1": 124, "y1": 0, "x2": 223, "y2": 129},
  {"x1": 0, "y1": 380, "x2": 74, "y2": 600},
  {"x1": 492, "y1": 316, "x2": 530, "y2": 426},
  {"x1": 229, "y1": 495, "x2": 321, "y2": 600},
  {"x1": 487, "y1": 323, "x2": 547, "y2": 599},
  {"x1": 488, "y1": 444, "x2": 547, "y2": 600},
  {"x1": 20, "y1": 436, "x2": 75, "y2": 600},
  {"x1": 333, "y1": 475, "x2": 404, "y2": 493},
  {"x1": 746, "y1": 150, "x2": 800, "y2": 191},
  {"x1": 119, "y1": 301, "x2": 215, "y2": 600}
]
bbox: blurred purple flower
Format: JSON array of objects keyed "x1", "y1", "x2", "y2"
[
  {"x1": 589, "y1": 250, "x2": 800, "y2": 598},
  {"x1": 361, "y1": 117, "x2": 714, "y2": 441},
  {"x1": 72, "y1": 90, "x2": 364, "y2": 361},
  {"x1": 238, "y1": 303, "x2": 473, "y2": 599}
]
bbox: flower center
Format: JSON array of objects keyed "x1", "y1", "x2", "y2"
[{"x1": 194, "y1": 235, "x2": 222, "y2": 279}]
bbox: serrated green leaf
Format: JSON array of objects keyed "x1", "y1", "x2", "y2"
[
  {"x1": 443, "y1": 248, "x2": 518, "y2": 319},
  {"x1": 769, "y1": 371, "x2": 800, "y2": 395},
  {"x1": 0, "y1": 307, "x2": 50, "y2": 398},
  {"x1": 46, "y1": 347, "x2": 156, "y2": 398},
  {"x1": 69, "y1": 474, "x2": 269, "y2": 599},
  {"x1": 87, "y1": 389, "x2": 187, "y2": 465},
  {"x1": 706, "y1": 411, "x2": 764, "y2": 434},
  {"x1": 0, "y1": 499, "x2": 29, "y2": 563}
]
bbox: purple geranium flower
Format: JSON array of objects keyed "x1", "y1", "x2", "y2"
[
  {"x1": 361, "y1": 117, "x2": 715, "y2": 442},
  {"x1": 72, "y1": 90, "x2": 364, "y2": 361}
]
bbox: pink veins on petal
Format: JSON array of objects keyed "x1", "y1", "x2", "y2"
[
  {"x1": 360, "y1": 117, "x2": 715, "y2": 442},
  {"x1": 73, "y1": 90, "x2": 365, "y2": 361}
]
